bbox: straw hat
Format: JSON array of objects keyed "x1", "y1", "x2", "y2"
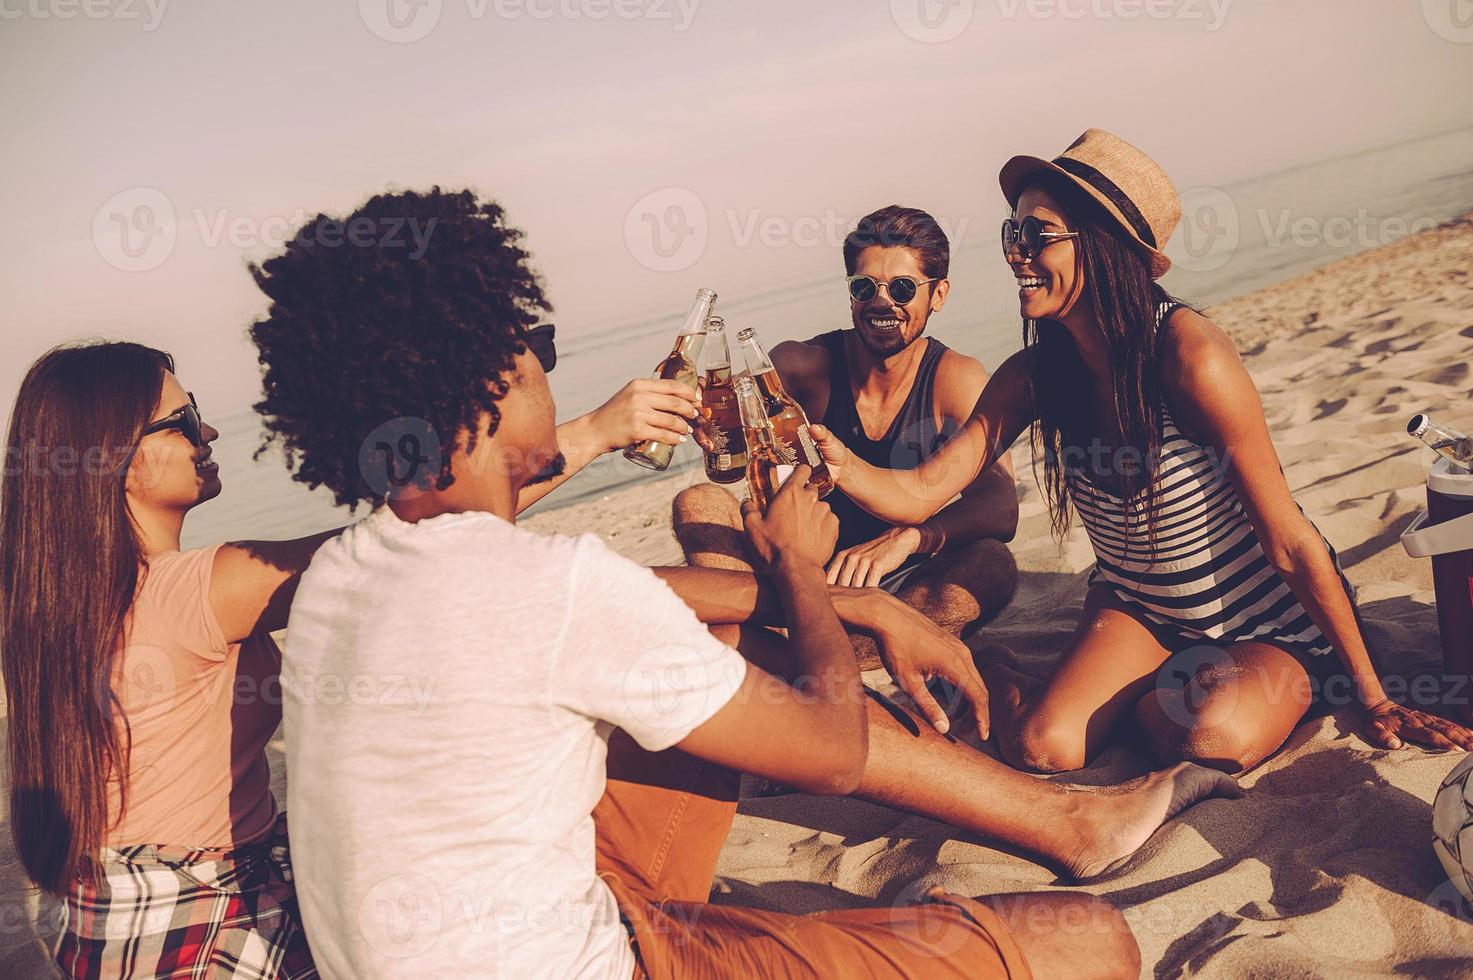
[{"x1": 999, "y1": 128, "x2": 1180, "y2": 279}]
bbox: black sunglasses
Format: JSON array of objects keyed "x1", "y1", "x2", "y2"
[
  {"x1": 1001, "y1": 216, "x2": 1079, "y2": 259},
  {"x1": 524, "y1": 323, "x2": 557, "y2": 373},
  {"x1": 845, "y1": 275, "x2": 941, "y2": 306},
  {"x1": 143, "y1": 392, "x2": 204, "y2": 447}
]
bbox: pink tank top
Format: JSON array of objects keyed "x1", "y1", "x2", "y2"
[{"x1": 104, "y1": 545, "x2": 281, "y2": 850}]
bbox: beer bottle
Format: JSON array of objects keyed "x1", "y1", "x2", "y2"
[
  {"x1": 695, "y1": 315, "x2": 748, "y2": 484},
  {"x1": 735, "y1": 326, "x2": 834, "y2": 497},
  {"x1": 1410, "y1": 414, "x2": 1473, "y2": 471},
  {"x1": 734, "y1": 374, "x2": 786, "y2": 512},
  {"x1": 624, "y1": 288, "x2": 715, "y2": 471}
]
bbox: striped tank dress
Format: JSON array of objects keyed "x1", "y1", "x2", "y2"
[{"x1": 1063, "y1": 304, "x2": 1351, "y2": 661}]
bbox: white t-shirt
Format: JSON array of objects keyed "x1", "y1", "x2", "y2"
[{"x1": 282, "y1": 506, "x2": 748, "y2": 979}]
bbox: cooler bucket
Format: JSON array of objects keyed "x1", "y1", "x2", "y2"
[{"x1": 1401, "y1": 457, "x2": 1473, "y2": 686}]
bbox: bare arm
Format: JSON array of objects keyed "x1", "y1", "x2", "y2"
[
  {"x1": 675, "y1": 470, "x2": 869, "y2": 794},
  {"x1": 814, "y1": 349, "x2": 1035, "y2": 526},
  {"x1": 210, "y1": 527, "x2": 344, "y2": 642},
  {"x1": 516, "y1": 379, "x2": 700, "y2": 513},
  {"x1": 1163, "y1": 310, "x2": 1471, "y2": 751}
]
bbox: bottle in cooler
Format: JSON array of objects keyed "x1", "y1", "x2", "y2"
[
  {"x1": 696, "y1": 315, "x2": 747, "y2": 484},
  {"x1": 734, "y1": 326, "x2": 834, "y2": 497},
  {"x1": 623, "y1": 288, "x2": 715, "y2": 471},
  {"x1": 734, "y1": 374, "x2": 786, "y2": 512},
  {"x1": 1410, "y1": 414, "x2": 1473, "y2": 472}
]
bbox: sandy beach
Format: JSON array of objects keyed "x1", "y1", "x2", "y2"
[{"x1": 4, "y1": 215, "x2": 1472, "y2": 977}]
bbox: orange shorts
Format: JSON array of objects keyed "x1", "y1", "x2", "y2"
[{"x1": 594, "y1": 730, "x2": 1034, "y2": 979}]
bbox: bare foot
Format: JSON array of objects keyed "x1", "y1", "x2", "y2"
[{"x1": 1057, "y1": 763, "x2": 1242, "y2": 881}]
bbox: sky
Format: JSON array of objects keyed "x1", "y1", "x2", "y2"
[{"x1": 3, "y1": 0, "x2": 1472, "y2": 420}]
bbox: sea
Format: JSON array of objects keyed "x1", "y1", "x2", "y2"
[{"x1": 180, "y1": 127, "x2": 1473, "y2": 550}]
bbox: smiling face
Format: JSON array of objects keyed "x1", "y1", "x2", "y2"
[
  {"x1": 125, "y1": 371, "x2": 222, "y2": 513},
  {"x1": 849, "y1": 245, "x2": 949, "y2": 358},
  {"x1": 1008, "y1": 185, "x2": 1087, "y2": 322}
]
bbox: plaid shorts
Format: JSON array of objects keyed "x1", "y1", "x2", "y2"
[{"x1": 55, "y1": 813, "x2": 317, "y2": 980}]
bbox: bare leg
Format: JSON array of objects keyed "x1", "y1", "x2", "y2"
[
  {"x1": 850, "y1": 538, "x2": 1020, "y2": 670},
  {"x1": 977, "y1": 585, "x2": 1175, "y2": 773},
  {"x1": 714, "y1": 623, "x2": 1240, "y2": 881},
  {"x1": 982, "y1": 892, "x2": 1141, "y2": 980},
  {"x1": 1135, "y1": 640, "x2": 1315, "y2": 774},
  {"x1": 671, "y1": 484, "x2": 753, "y2": 572}
]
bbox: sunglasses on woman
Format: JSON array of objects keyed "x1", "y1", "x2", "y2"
[
  {"x1": 1001, "y1": 216, "x2": 1079, "y2": 259},
  {"x1": 845, "y1": 275, "x2": 941, "y2": 306},
  {"x1": 524, "y1": 323, "x2": 557, "y2": 373},
  {"x1": 143, "y1": 393, "x2": 203, "y2": 447}
]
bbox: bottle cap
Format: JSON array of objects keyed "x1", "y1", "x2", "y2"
[{"x1": 1408, "y1": 414, "x2": 1431, "y2": 438}]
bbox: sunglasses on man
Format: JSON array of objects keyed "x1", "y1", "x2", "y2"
[
  {"x1": 143, "y1": 392, "x2": 204, "y2": 447},
  {"x1": 524, "y1": 322, "x2": 557, "y2": 373},
  {"x1": 845, "y1": 275, "x2": 941, "y2": 306},
  {"x1": 1001, "y1": 215, "x2": 1079, "y2": 260}
]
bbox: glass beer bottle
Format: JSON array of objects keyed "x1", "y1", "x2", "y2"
[
  {"x1": 1409, "y1": 414, "x2": 1473, "y2": 471},
  {"x1": 734, "y1": 374, "x2": 786, "y2": 512},
  {"x1": 735, "y1": 326, "x2": 834, "y2": 496},
  {"x1": 624, "y1": 288, "x2": 715, "y2": 471},
  {"x1": 696, "y1": 315, "x2": 748, "y2": 484}
]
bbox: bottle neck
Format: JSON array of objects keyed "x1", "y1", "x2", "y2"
[
  {"x1": 707, "y1": 328, "x2": 732, "y2": 372},
  {"x1": 682, "y1": 291, "x2": 716, "y2": 335},
  {"x1": 740, "y1": 337, "x2": 777, "y2": 375}
]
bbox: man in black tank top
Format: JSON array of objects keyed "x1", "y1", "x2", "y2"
[{"x1": 673, "y1": 206, "x2": 1020, "y2": 669}]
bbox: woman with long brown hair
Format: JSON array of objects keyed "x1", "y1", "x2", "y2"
[
  {"x1": 1, "y1": 342, "x2": 330, "y2": 977},
  {"x1": 2, "y1": 334, "x2": 703, "y2": 977},
  {"x1": 812, "y1": 129, "x2": 1473, "y2": 774}
]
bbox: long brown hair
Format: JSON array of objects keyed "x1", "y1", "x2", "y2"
[
  {"x1": 1022, "y1": 174, "x2": 1183, "y2": 553},
  {"x1": 1, "y1": 342, "x2": 173, "y2": 893}
]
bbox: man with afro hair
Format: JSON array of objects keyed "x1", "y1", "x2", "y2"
[{"x1": 253, "y1": 187, "x2": 1232, "y2": 979}]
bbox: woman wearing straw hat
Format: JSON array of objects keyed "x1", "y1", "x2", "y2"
[{"x1": 810, "y1": 128, "x2": 1473, "y2": 774}]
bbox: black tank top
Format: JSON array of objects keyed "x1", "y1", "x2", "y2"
[{"x1": 815, "y1": 330, "x2": 957, "y2": 551}]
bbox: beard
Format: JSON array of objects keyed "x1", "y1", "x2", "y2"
[
  {"x1": 854, "y1": 308, "x2": 926, "y2": 359},
  {"x1": 526, "y1": 451, "x2": 568, "y2": 486}
]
